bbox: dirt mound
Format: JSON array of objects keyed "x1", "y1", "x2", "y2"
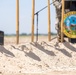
[{"x1": 0, "y1": 38, "x2": 76, "y2": 74}]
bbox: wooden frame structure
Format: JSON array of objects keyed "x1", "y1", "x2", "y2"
[
  {"x1": 0, "y1": 0, "x2": 65, "y2": 44},
  {"x1": 31, "y1": 0, "x2": 65, "y2": 43},
  {"x1": 16, "y1": 0, "x2": 51, "y2": 44},
  {"x1": 31, "y1": 0, "x2": 35, "y2": 42},
  {"x1": 8, "y1": 0, "x2": 76, "y2": 44},
  {"x1": 61, "y1": 0, "x2": 64, "y2": 42},
  {"x1": 31, "y1": 0, "x2": 51, "y2": 42},
  {"x1": 16, "y1": 0, "x2": 19, "y2": 44},
  {"x1": 48, "y1": 0, "x2": 51, "y2": 41}
]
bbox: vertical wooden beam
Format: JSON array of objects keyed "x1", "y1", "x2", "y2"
[
  {"x1": 31, "y1": 0, "x2": 35, "y2": 42},
  {"x1": 61, "y1": 0, "x2": 64, "y2": 42},
  {"x1": 48, "y1": 0, "x2": 51, "y2": 41},
  {"x1": 16, "y1": 0, "x2": 19, "y2": 44}
]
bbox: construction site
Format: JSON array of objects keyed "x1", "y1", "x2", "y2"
[{"x1": 0, "y1": 0, "x2": 76, "y2": 75}]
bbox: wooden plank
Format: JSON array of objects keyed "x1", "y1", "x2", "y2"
[
  {"x1": 48, "y1": 0, "x2": 51, "y2": 41},
  {"x1": 31, "y1": 0, "x2": 35, "y2": 42},
  {"x1": 61, "y1": 0, "x2": 64, "y2": 42},
  {"x1": 16, "y1": 0, "x2": 19, "y2": 44}
]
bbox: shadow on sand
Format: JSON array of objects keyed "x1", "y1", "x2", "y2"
[
  {"x1": 21, "y1": 45, "x2": 41, "y2": 61},
  {"x1": 31, "y1": 42, "x2": 56, "y2": 56},
  {"x1": 54, "y1": 42, "x2": 72, "y2": 58},
  {"x1": 63, "y1": 42, "x2": 76, "y2": 52},
  {"x1": 25, "y1": 51, "x2": 41, "y2": 61},
  {"x1": 40, "y1": 42, "x2": 72, "y2": 58},
  {"x1": 11, "y1": 41, "x2": 76, "y2": 60},
  {"x1": 0, "y1": 45, "x2": 15, "y2": 57},
  {"x1": 11, "y1": 45, "x2": 41, "y2": 61}
]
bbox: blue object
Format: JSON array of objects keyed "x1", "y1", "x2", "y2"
[{"x1": 64, "y1": 15, "x2": 76, "y2": 31}]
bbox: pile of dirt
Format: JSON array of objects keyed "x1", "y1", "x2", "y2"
[{"x1": 0, "y1": 38, "x2": 76, "y2": 74}]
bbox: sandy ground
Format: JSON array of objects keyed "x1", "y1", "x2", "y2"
[{"x1": 0, "y1": 36, "x2": 76, "y2": 75}]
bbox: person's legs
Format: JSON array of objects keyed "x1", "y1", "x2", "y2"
[
  {"x1": 55, "y1": 17, "x2": 59, "y2": 30},
  {"x1": 52, "y1": 0, "x2": 62, "y2": 9},
  {"x1": 53, "y1": 0, "x2": 63, "y2": 42}
]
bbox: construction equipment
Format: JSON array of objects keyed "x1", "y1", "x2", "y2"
[
  {"x1": 55, "y1": 0, "x2": 76, "y2": 43},
  {"x1": 64, "y1": 0, "x2": 76, "y2": 43},
  {"x1": 0, "y1": 31, "x2": 4, "y2": 45}
]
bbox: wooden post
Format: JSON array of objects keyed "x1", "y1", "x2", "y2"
[
  {"x1": 16, "y1": 0, "x2": 19, "y2": 44},
  {"x1": 31, "y1": 0, "x2": 35, "y2": 42},
  {"x1": 48, "y1": 0, "x2": 51, "y2": 41},
  {"x1": 61, "y1": 0, "x2": 64, "y2": 42}
]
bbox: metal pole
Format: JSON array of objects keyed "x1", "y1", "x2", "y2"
[
  {"x1": 34, "y1": 0, "x2": 56, "y2": 15},
  {"x1": 36, "y1": 13, "x2": 39, "y2": 42},
  {"x1": 48, "y1": 0, "x2": 51, "y2": 41},
  {"x1": 31, "y1": 0, "x2": 35, "y2": 42},
  {"x1": 61, "y1": 0, "x2": 64, "y2": 42},
  {"x1": 16, "y1": 0, "x2": 19, "y2": 44}
]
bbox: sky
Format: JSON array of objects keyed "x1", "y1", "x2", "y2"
[{"x1": 0, "y1": 0, "x2": 56, "y2": 34}]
